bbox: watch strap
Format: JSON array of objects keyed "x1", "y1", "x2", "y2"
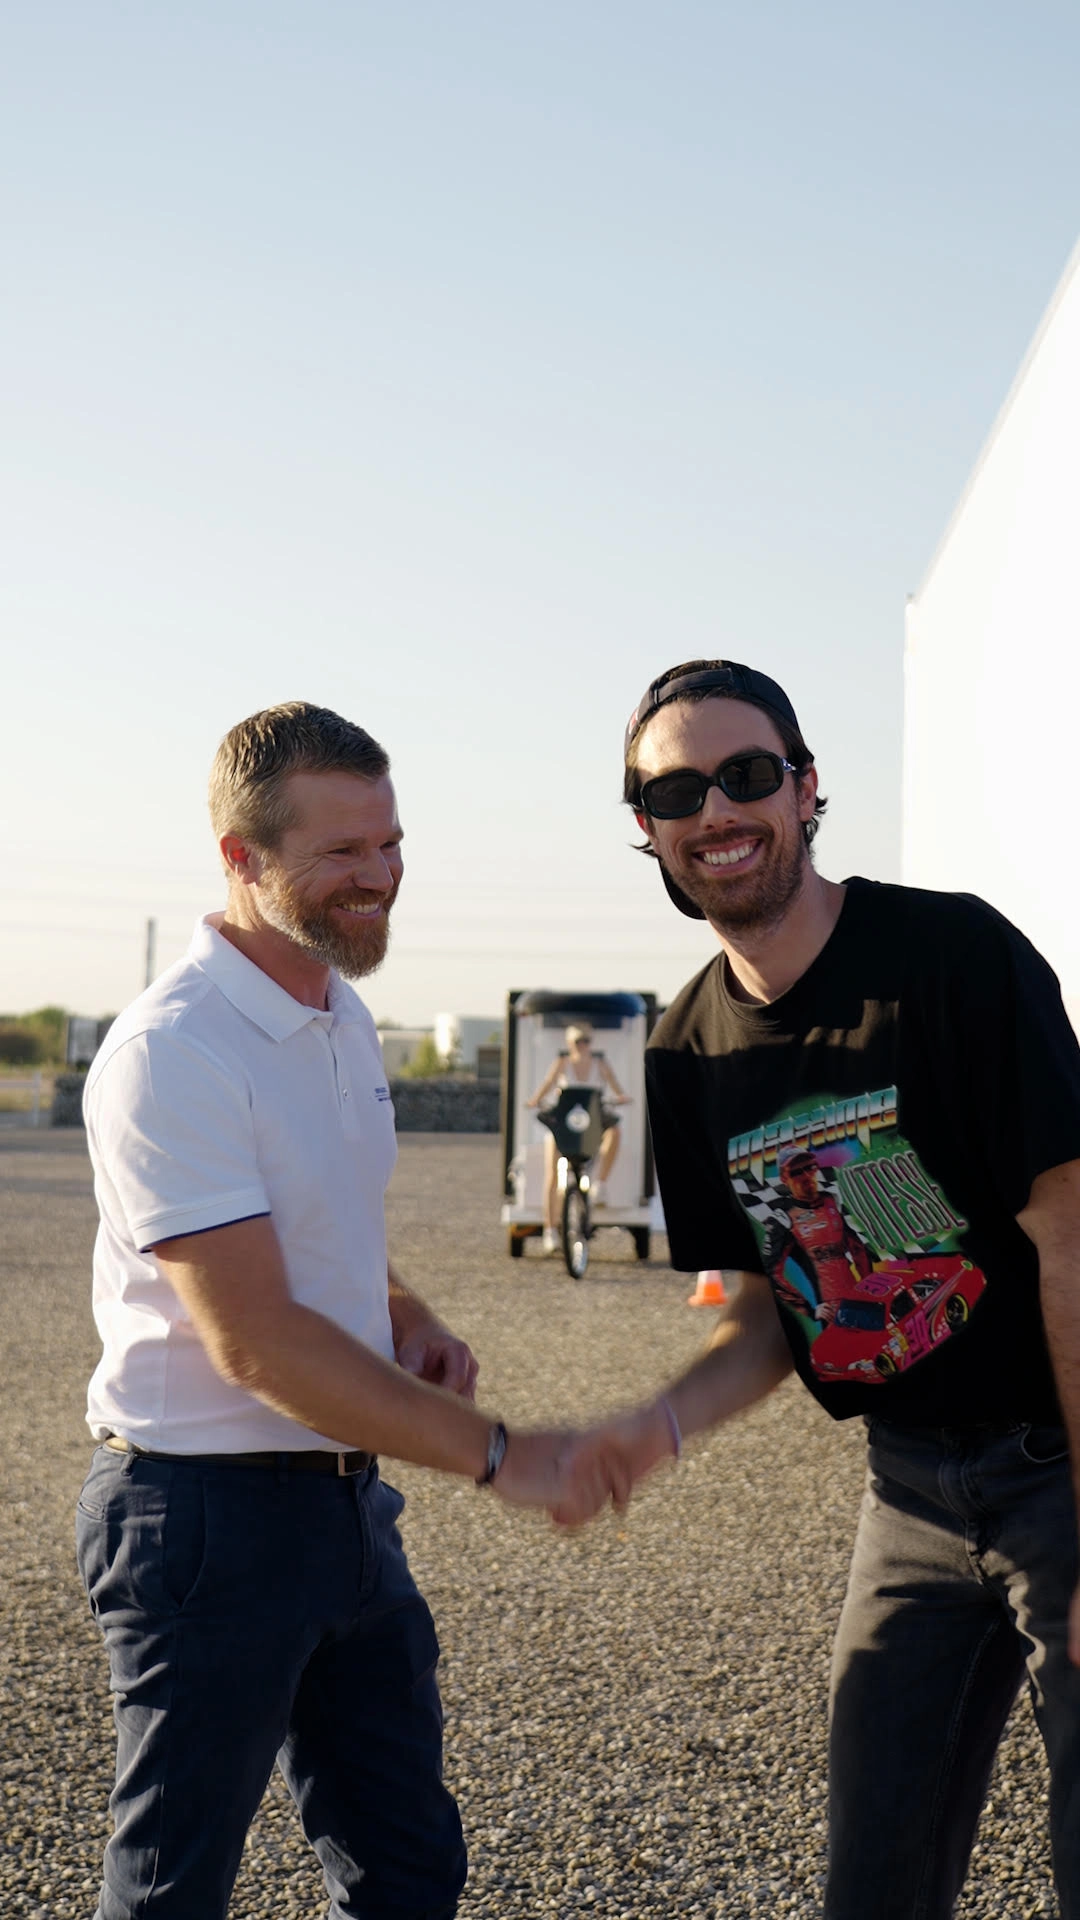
[{"x1": 476, "y1": 1420, "x2": 508, "y2": 1487}]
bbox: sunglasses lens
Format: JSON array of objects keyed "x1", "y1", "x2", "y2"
[
  {"x1": 720, "y1": 753, "x2": 784, "y2": 801},
  {"x1": 640, "y1": 772, "x2": 707, "y2": 818},
  {"x1": 641, "y1": 753, "x2": 787, "y2": 817}
]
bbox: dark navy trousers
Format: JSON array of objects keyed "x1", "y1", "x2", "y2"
[{"x1": 76, "y1": 1448, "x2": 466, "y2": 1919}]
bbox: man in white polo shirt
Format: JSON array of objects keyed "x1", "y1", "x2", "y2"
[{"x1": 77, "y1": 702, "x2": 615, "y2": 1920}]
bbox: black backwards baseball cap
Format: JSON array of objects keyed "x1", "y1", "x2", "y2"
[{"x1": 623, "y1": 661, "x2": 804, "y2": 921}]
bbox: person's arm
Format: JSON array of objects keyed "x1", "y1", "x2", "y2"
[
  {"x1": 553, "y1": 1272, "x2": 793, "y2": 1525},
  {"x1": 151, "y1": 1216, "x2": 612, "y2": 1509},
  {"x1": 525, "y1": 1060, "x2": 561, "y2": 1109},
  {"x1": 388, "y1": 1261, "x2": 478, "y2": 1399},
  {"x1": 598, "y1": 1056, "x2": 630, "y2": 1103},
  {"x1": 1017, "y1": 1158, "x2": 1080, "y2": 1666}
]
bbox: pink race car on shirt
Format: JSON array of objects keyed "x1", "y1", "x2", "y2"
[{"x1": 809, "y1": 1256, "x2": 987, "y2": 1384}]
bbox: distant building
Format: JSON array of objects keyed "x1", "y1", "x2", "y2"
[
  {"x1": 903, "y1": 240, "x2": 1080, "y2": 1028},
  {"x1": 66, "y1": 1015, "x2": 115, "y2": 1069},
  {"x1": 434, "y1": 1013, "x2": 503, "y2": 1072},
  {"x1": 376, "y1": 1028, "x2": 434, "y2": 1076}
]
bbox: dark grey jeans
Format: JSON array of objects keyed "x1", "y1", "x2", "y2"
[{"x1": 825, "y1": 1418, "x2": 1080, "y2": 1920}]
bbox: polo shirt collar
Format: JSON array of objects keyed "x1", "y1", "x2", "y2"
[{"x1": 190, "y1": 916, "x2": 368, "y2": 1042}]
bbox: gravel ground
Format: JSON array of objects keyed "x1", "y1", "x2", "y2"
[{"x1": 0, "y1": 1128, "x2": 1058, "y2": 1918}]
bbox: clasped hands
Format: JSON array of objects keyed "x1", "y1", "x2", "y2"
[
  {"x1": 493, "y1": 1403, "x2": 677, "y2": 1527},
  {"x1": 395, "y1": 1317, "x2": 678, "y2": 1527}
]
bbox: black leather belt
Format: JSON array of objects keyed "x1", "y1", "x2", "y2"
[{"x1": 103, "y1": 1436, "x2": 376, "y2": 1476}]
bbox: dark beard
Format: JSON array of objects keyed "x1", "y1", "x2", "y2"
[
  {"x1": 667, "y1": 829, "x2": 809, "y2": 936},
  {"x1": 261, "y1": 873, "x2": 392, "y2": 979}
]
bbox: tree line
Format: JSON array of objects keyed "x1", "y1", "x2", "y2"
[{"x1": 0, "y1": 1007, "x2": 70, "y2": 1067}]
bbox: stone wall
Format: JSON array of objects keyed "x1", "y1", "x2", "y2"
[
  {"x1": 50, "y1": 1074, "x2": 87, "y2": 1127},
  {"x1": 389, "y1": 1077, "x2": 500, "y2": 1133},
  {"x1": 49, "y1": 1071, "x2": 501, "y2": 1134}
]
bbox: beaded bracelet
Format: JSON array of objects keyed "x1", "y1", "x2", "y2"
[{"x1": 658, "y1": 1395, "x2": 683, "y2": 1461}]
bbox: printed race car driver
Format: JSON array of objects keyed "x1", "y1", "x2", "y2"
[{"x1": 763, "y1": 1146, "x2": 873, "y2": 1323}]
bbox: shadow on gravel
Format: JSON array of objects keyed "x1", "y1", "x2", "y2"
[{"x1": 0, "y1": 1129, "x2": 1058, "y2": 1920}]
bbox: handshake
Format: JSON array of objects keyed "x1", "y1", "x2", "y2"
[{"x1": 488, "y1": 1397, "x2": 682, "y2": 1528}]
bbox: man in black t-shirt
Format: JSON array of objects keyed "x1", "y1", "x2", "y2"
[{"x1": 568, "y1": 659, "x2": 1080, "y2": 1920}]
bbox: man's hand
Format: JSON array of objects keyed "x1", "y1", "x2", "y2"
[
  {"x1": 490, "y1": 1403, "x2": 675, "y2": 1526},
  {"x1": 550, "y1": 1401, "x2": 676, "y2": 1527},
  {"x1": 1018, "y1": 1157, "x2": 1080, "y2": 1666},
  {"x1": 394, "y1": 1322, "x2": 479, "y2": 1400},
  {"x1": 492, "y1": 1426, "x2": 634, "y2": 1518},
  {"x1": 388, "y1": 1262, "x2": 479, "y2": 1399}
]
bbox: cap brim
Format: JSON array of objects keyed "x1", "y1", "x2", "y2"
[{"x1": 660, "y1": 863, "x2": 707, "y2": 920}]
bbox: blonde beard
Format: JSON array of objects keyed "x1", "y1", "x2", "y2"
[{"x1": 259, "y1": 872, "x2": 392, "y2": 979}]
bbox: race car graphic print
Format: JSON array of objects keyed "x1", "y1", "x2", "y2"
[{"x1": 728, "y1": 1087, "x2": 988, "y2": 1385}]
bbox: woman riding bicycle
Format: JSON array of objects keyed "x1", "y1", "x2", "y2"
[{"x1": 526, "y1": 1023, "x2": 630, "y2": 1254}]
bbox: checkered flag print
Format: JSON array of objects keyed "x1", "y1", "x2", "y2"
[
  {"x1": 731, "y1": 1161, "x2": 843, "y2": 1238},
  {"x1": 732, "y1": 1164, "x2": 926, "y2": 1261}
]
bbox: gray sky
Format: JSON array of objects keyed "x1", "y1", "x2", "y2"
[{"x1": 3, "y1": 2, "x2": 1077, "y2": 1023}]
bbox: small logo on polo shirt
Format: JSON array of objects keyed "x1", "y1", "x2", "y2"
[{"x1": 374, "y1": 1083, "x2": 392, "y2": 1102}]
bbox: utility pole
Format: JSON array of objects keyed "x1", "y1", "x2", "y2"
[{"x1": 144, "y1": 917, "x2": 158, "y2": 990}]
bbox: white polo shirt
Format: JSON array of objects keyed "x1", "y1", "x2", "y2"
[{"x1": 83, "y1": 915, "x2": 398, "y2": 1452}]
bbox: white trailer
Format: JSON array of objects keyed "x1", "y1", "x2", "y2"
[{"x1": 903, "y1": 240, "x2": 1080, "y2": 1028}]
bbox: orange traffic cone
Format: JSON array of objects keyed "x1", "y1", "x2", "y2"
[{"x1": 687, "y1": 1269, "x2": 727, "y2": 1307}]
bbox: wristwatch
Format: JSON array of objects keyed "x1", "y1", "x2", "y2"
[{"x1": 476, "y1": 1421, "x2": 508, "y2": 1487}]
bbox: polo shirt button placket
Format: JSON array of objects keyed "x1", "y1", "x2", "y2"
[{"x1": 328, "y1": 1031, "x2": 349, "y2": 1110}]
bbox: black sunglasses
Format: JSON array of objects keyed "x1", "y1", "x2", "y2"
[{"x1": 639, "y1": 750, "x2": 797, "y2": 820}]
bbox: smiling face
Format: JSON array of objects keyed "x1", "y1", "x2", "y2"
[
  {"x1": 634, "y1": 697, "x2": 818, "y2": 935},
  {"x1": 784, "y1": 1159, "x2": 821, "y2": 1203},
  {"x1": 252, "y1": 768, "x2": 403, "y2": 978}
]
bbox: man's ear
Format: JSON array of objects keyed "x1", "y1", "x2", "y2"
[
  {"x1": 219, "y1": 833, "x2": 261, "y2": 885},
  {"x1": 796, "y1": 763, "x2": 819, "y2": 824}
]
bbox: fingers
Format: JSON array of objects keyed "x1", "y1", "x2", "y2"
[
  {"x1": 547, "y1": 1429, "x2": 635, "y2": 1529},
  {"x1": 493, "y1": 1405, "x2": 678, "y2": 1525},
  {"x1": 438, "y1": 1341, "x2": 479, "y2": 1398},
  {"x1": 451, "y1": 1347, "x2": 480, "y2": 1401},
  {"x1": 397, "y1": 1332, "x2": 479, "y2": 1397}
]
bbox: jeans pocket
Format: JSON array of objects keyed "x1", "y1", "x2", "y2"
[
  {"x1": 79, "y1": 1464, "x2": 209, "y2": 1620},
  {"x1": 1019, "y1": 1424, "x2": 1071, "y2": 1465},
  {"x1": 161, "y1": 1471, "x2": 208, "y2": 1611},
  {"x1": 76, "y1": 1446, "x2": 115, "y2": 1521},
  {"x1": 378, "y1": 1477, "x2": 406, "y2": 1529}
]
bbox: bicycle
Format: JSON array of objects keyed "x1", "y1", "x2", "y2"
[{"x1": 538, "y1": 1086, "x2": 607, "y2": 1279}]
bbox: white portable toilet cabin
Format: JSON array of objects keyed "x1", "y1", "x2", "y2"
[{"x1": 500, "y1": 989, "x2": 659, "y2": 1260}]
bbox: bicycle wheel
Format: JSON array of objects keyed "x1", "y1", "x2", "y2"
[{"x1": 561, "y1": 1177, "x2": 590, "y2": 1279}]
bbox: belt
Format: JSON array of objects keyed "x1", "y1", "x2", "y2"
[{"x1": 103, "y1": 1435, "x2": 376, "y2": 1476}]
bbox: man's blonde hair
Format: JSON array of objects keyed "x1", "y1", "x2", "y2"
[{"x1": 209, "y1": 702, "x2": 390, "y2": 851}]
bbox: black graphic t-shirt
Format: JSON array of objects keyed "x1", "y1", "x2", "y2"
[{"x1": 646, "y1": 878, "x2": 1080, "y2": 1425}]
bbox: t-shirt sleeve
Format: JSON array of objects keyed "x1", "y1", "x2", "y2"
[
  {"x1": 936, "y1": 904, "x2": 1080, "y2": 1215},
  {"x1": 86, "y1": 1029, "x2": 270, "y2": 1251},
  {"x1": 646, "y1": 1049, "x2": 762, "y2": 1273}
]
